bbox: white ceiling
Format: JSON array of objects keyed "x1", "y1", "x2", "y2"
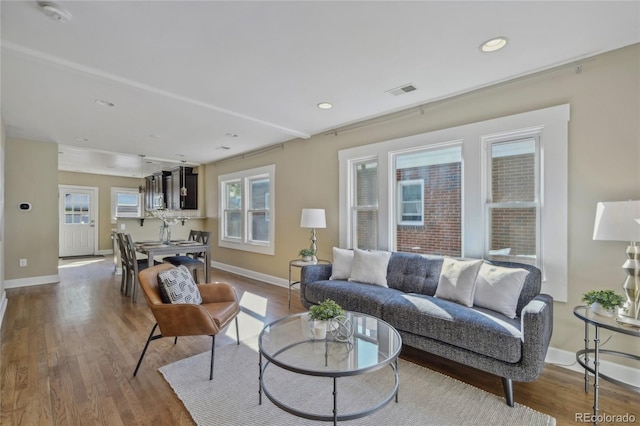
[{"x1": 2, "y1": 1, "x2": 639, "y2": 178}]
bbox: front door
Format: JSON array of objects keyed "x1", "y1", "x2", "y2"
[{"x1": 59, "y1": 185, "x2": 97, "y2": 257}]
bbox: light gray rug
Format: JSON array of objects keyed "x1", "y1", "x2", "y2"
[{"x1": 159, "y1": 340, "x2": 555, "y2": 426}]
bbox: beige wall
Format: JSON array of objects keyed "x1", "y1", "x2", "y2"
[
  {"x1": 58, "y1": 171, "x2": 145, "y2": 251},
  {"x1": 4, "y1": 138, "x2": 59, "y2": 281},
  {"x1": 1, "y1": 112, "x2": 5, "y2": 315},
  {"x1": 206, "y1": 44, "x2": 640, "y2": 356}
]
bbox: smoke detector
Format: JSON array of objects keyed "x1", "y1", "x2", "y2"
[{"x1": 38, "y1": 2, "x2": 72, "y2": 23}]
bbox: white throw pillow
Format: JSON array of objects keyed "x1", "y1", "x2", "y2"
[
  {"x1": 330, "y1": 247, "x2": 354, "y2": 280},
  {"x1": 348, "y1": 249, "x2": 392, "y2": 287},
  {"x1": 434, "y1": 258, "x2": 483, "y2": 307},
  {"x1": 157, "y1": 265, "x2": 202, "y2": 304},
  {"x1": 473, "y1": 263, "x2": 529, "y2": 318}
]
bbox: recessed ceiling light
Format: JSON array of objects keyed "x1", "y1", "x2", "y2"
[
  {"x1": 217, "y1": 146, "x2": 231, "y2": 150},
  {"x1": 317, "y1": 102, "x2": 333, "y2": 110},
  {"x1": 480, "y1": 36, "x2": 508, "y2": 53},
  {"x1": 95, "y1": 99, "x2": 114, "y2": 107},
  {"x1": 225, "y1": 132, "x2": 238, "y2": 138},
  {"x1": 38, "y1": 2, "x2": 72, "y2": 23},
  {"x1": 74, "y1": 137, "x2": 88, "y2": 142}
]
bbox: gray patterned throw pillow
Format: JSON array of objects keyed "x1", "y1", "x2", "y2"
[{"x1": 157, "y1": 265, "x2": 202, "y2": 304}]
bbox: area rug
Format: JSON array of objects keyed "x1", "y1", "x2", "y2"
[{"x1": 159, "y1": 339, "x2": 554, "y2": 426}]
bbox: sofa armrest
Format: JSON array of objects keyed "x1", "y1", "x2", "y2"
[
  {"x1": 299, "y1": 264, "x2": 333, "y2": 305},
  {"x1": 519, "y1": 293, "x2": 554, "y2": 380}
]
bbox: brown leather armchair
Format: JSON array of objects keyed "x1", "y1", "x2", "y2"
[{"x1": 133, "y1": 263, "x2": 240, "y2": 380}]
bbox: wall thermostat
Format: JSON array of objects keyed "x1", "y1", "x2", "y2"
[{"x1": 19, "y1": 202, "x2": 32, "y2": 211}]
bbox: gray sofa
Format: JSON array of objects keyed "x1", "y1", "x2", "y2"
[{"x1": 299, "y1": 252, "x2": 553, "y2": 406}]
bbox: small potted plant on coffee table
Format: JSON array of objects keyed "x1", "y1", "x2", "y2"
[
  {"x1": 581, "y1": 289, "x2": 625, "y2": 317},
  {"x1": 299, "y1": 248, "x2": 316, "y2": 262},
  {"x1": 308, "y1": 299, "x2": 344, "y2": 339}
]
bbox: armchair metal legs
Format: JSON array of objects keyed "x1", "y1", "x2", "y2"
[
  {"x1": 133, "y1": 317, "x2": 241, "y2": 380},
  {"x1": 133, "y1": 323, "x2": 162, "y2": 377}
]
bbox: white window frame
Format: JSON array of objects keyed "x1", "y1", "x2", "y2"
[
  {"x1": 484, "y1": 134, "x2": 541, "y2": 265},
  {"x1": 339, "y1": 104, "x2": 569, "y2": 302},
  {"x1": 397, "y1": 179, "x2": 424, "y2": 226},
  {"x1": 110, "y1": 187, "x2": 141, "y2": 223},
  {"x1": 218, "y1": 164, "x2": 275, "y2": 255}
]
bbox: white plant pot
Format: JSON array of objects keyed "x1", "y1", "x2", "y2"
[
  {"x1": 312, "y1": 320, "x2": 327, "y2": 339},
  {"x1": 590, "y1": 302, "x2": 616, "y2": 318}
]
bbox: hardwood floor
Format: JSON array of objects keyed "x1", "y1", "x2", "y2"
[{"x1": 1, "y1": 257, "x2": 638, "y2": 425}]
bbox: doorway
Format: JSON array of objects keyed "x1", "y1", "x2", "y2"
[{"x1": 59, "y1": 185, "x2": 98, "y2": 257}]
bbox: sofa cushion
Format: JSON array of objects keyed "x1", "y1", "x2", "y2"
[
  {"x1": 490, "y1": 260, "x2": 542, "y2": 317},
  {"x1": 434, "y1": 258, "x2": 483, "y2": 307},
  {"x1": 330, "y1": 247, "x2": 353, "y2": 280},
  {"x1": 303, "y1": 279, "x2": 404, "y2": 318},
  {"x1": 473, "y1": 262, "x2": 529, "y2": 319},
  {"x1": 383, "y1": 293, "x2": 522, "y2": 363},
  {"x1": 385, "y1": 253, "x2": 442, "y2": 296},
  {"x1": 349, "y1": 249, "x2": 392, "y2": 287}
]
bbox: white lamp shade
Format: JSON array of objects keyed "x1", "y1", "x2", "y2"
[
  {"x1": 593, "y1": 200, "x2": 640, "y2": 241},
  {"x1": 300, "y1": 208, "x2": 326, "y2": 229}
]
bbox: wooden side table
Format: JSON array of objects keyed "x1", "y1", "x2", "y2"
[
  {"x1": 573, "y1": 306, "x2": 640, "y2": 424},
  {"x1": 288, "y1": 259, "x2": 330, "y2": 309}
]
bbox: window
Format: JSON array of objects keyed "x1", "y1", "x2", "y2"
[
  {"x1": 65, "y1": 192, "x2": 90, "y2": 224},
  {"x1": 397, "y1": 180, "x2": 423, "y2": 225},
  {"x1": 485, "y1": 137, "x2": 539, "y2": 265},
  {"x1": 111, "y1": 187, "x2": 142, "y2": 223},
  {"x1": 393, "y1": 146, "x2": 461, "y2": 255},
  {"x1": 219, "y1": 165, "x2": 275, "y2": 255},
  {"x1": 352, "y1": 159, "x2": 378, "y2": 250},
  {"x1": 339, "y1": 104, "x2": 569, "y2": 301}
]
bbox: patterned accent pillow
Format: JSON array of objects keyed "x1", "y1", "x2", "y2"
[{"x1": 157, "y1": 265, "x2": 202, "y2": 304}]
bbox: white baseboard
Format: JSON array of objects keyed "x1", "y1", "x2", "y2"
[
  {"x1": 4, "y1": 274, "x2": 60, "y2": 289},
  {"x1": 0, "y1": 290, "x2": 7, "y2": 330},
  {"x1": 211, "y1": 261, "x2": 289, "y2": 288},
  {"x1": 545, "y1": 346, "x2": 639, "y2": 388},
  {"x1": 212, "y1": 260, "x2": 639, "y2": 389}
]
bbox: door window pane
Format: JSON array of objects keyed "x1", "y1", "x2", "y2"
[{"x1": 64, "y1": 192, "x2": 90, "y2": 225}]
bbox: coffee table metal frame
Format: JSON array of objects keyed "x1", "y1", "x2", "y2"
[{"x1": 258, "y1": 312, "x2": 401, "y2": 425}]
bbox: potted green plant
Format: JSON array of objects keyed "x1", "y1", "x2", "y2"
[
  {"x1": 581, "y1": 289, "x2": 625, "y2": 317},
  {"x1": 298, "y1": 248, "x2": 316, "y2": 262},
  {"x1": 308, "y1": 299, "x2": 344, "y2": 339}
]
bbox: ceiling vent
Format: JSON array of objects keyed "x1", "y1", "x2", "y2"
[{"x1": 386, "y1": 84, "x2": 417, "y2": 96}]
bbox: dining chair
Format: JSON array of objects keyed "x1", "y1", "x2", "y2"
[
  {"x1": 120, "y1": 233, "x2": 159, "y2": 302},
  {"x1": 116, "y1": 233, "x2": 131, "y2": 295},
  {"x1": 163, "y1": 230, "x2": 208, "y2": 283},
  {"x1": 133, "y1": 263, "x2": 240, "y2": 380}
]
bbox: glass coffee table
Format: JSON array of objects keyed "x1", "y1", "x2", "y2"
[{"x1": 258, "y1": 311, "x2": 402, "y2": 425}]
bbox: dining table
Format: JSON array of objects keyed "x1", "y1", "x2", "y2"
[{"x1": 135, "y1": 240, "x2": 211, "y2": 283}]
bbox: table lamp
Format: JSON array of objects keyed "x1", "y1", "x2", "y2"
[
  {"x1": 300, "y1": 208, "x2": 326, "y2": 262},
  {"x1": 593, "y1": 200, "x2": 640, "y2": 324}
]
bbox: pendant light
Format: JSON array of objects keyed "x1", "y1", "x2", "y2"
[
  {"x1": 138, "y1": 154, "x2": 146, "y2": 193},
  {"x1": 180, "y1": 160, "x2": 188, "y2": 197}
]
